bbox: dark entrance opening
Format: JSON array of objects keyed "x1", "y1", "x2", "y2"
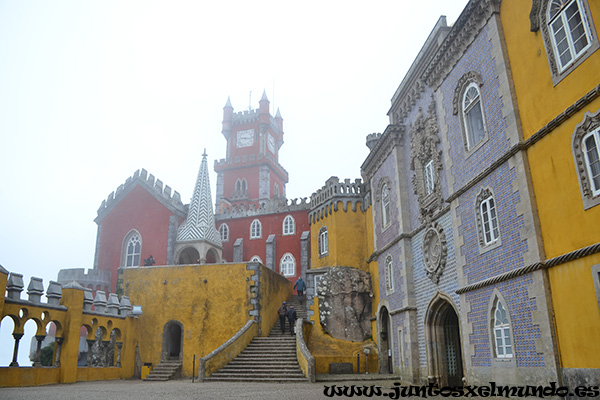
[
  {"x1": 379, "y1": 307, "x2": 393, "y2": 374},
  {"x1": 162, "y1": 321, "x2": 183, "y2": 361}
]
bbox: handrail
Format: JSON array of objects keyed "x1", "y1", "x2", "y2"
[
  {"x1": 295, "y1": 318, "x2": 316, "y2": 383},
  {"x1": 198, "y1": 319, "x2": 257, "y2": 382}
]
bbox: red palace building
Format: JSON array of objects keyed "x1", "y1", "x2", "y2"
[{"x1": 57, "y1": 92, "x2": 309, "y2": 293}]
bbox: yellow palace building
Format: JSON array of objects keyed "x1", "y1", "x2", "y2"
[{"x1": 501, "y1": 0, "x2": 600, "y2": 387}]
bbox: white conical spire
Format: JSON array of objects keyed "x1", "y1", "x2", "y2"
[{"x1": 177, "y1": 150, "x2": 222, "y2": 246}]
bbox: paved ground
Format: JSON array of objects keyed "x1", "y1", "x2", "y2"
[
  {"x1": 0, "y1": 377, "x2": 404, "y2": 400},
  {"x1": 0, "y1": 376, "x2": 517, "y2": 400}
]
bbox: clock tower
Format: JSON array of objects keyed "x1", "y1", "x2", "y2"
[{"x1": 214, "y1": 91, "x2": 288, "y2": 212}]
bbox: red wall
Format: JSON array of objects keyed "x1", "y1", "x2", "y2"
[
  {"x1": 218, "y1": 209, "x2": 309, "y2": 285},
  {"x1": 96, "y1": 185, "x2": 176, "y2": 291}
]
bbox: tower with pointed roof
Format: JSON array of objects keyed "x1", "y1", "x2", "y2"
[
  {"x1": 174, "y1": 150, "x2": 223, "y2": 264},
  {"x1": 214, "y1": 91, "x2": 288, "y2": 212}
]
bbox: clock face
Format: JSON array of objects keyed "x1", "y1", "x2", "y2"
[
  {"x1": 236, "y1": 129, "x2": 254, "y2": 148},
  {"x1": 267, "y1": 134, "x2": 275, "y2": 154}
]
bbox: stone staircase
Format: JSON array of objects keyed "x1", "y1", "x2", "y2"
[
  {"x1": 206, "y1": 295, "x2": 308, "y2": 382},
  {"x1": 143, "y1": 359, "x2": 182, "y2": 381}
]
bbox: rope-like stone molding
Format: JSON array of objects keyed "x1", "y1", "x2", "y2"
[
  {"x1": 446, "y1": 83, "x2": 600, "y2": 204},
  {"x1": 456, "y1": 242, "x2": 600, "y2": 294}
]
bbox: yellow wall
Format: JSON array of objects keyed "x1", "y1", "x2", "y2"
[
  {"x1": 307, "y1": 297, "x2": 378, "y2": 373},
  {"x1": 548, "y1": 254, "x2": 600, "y2": 368},
  {"x1": 501, "y1": 0, "x2": 600, "y2": 372},
  {"x1": 311, "y1": 201, "x2": 372, "y2": 271},
  {"x1": 122, "y1": 262, "x2": 291, "y2": 377}
]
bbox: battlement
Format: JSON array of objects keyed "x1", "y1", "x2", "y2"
[
  {"x1": 309, "y1": 177, "x2": 368, "y2": 224},
  {"x1": 57, "y1": 268, "x2": 111, "y2": 290},
  {"x1": 4, "y1": 271, "x2": 65, "y2": 308},
  {"x1": 214, "y1": 153, "x2": 289, "y2": 181},
  {"x1": 96, "y1": 168, "x2": 186, "y2": 222},
  {"x1": 366, "y1": 132, "x2": 382, "y2": 150},
  {"x1": 231, "y1": 108, "x2": 259, "y2": 125},
  {"x1": 215, "y1": 196, "x2": 310, "y2": 220}
]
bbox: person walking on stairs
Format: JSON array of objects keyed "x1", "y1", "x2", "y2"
[
  {"x1": 293, "y1": 277, "x2": 306, "y2": 304},
  {"x1": 277, "y1": 301, "x2": 288, "y2": 334},
  {"x1": 287, "y1": 306, "x2": 297, "y2": 336}
]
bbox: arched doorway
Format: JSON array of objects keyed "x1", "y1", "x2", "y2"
[
  {"x1": 425, "y1": 296, "x2": 464, "y2": 387},
  {"x1": 162, "y1": 321, "x2": 183, "y2": 361},
  {"x1": 178, "y1": 247, "x2": 200, "y2": 264},
  {"x1": 378, "y1": 307, "x2": 393, "y2": 373},
  {"x1": 205, "y1": 248, "x2": 217, "y2": 264}
]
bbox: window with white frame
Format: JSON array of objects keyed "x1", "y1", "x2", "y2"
[
  {"x1": 283, "y1": 215, "x2": 295, "y2": 235},
  {"x1": 548, "y1": 0, "x2": 593, "y2": 72},
  {"x1": 250, "y1": 219, "x2": 262, "y2": 239},
  {"x1": 583, "y1": 129, "x2": 600, "y2": 197},
  {"x1": 219, "y1": 223, "x2": 229, "y2": 242},
  {"x1": 463, "y1": 82, "x2": 486, "y2": 150},
  {"x1": 318, "y1": 226, "x2": 328, "y2": 257},
  {"x1": 572, "y1": 110, "x2": 600, "y2": 209},
  {"x1": 385, "y1": 255, "x2": 394, "y2": 292},
  {"x1": 381, "y1": 183, "x2": 391, "y2": 229},
  {"x1": 480, "y1": 195, "x2": 499, "y2": 245},
  {"x1": 492, "y1": 300, "x2": 513, "y2": 358},
  {"x1": 424, "y1": 160, "x2": 435, "y2": 195},
  {"x1": 124, "y1": 232, "x2": 141, "y2": 267},
  {"x1": 280, "y1": 253, "x2": 295, "y2": 276}
]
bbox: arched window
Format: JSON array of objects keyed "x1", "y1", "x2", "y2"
[
  {"x1": 381, "y1": 183, "x2": 391, "y2": 228},
  {"x1": 219, "y1": 223, "x2": 229, "y2": 242},
  {"x1": 385, "y1": 255, "x2": 394, "y2": 292},
  {"x1": 318, "y1": 226, "x2": 328, "y2": 257},
  {"x1": 582, "y1": 129, "x2": 600, "y2": 197},
  {"x1": 462, "y1": 82, "x2": 486, "y2": 150},
  {"x1": 480, "y1": 195, "x2": 499, "y2": 245},
  {"x1": 280, "y1": 253, "x2": 295, "y2": 277},
  {"x1": 250, "y1": 219, "x2": 262, "y2": 239},
  {"x1": 492, "y1": 300, "x2": 513, "y2": 358},
  {"x1": 424, "y1": 160, "x2": 435, "y2": 195},
  {"x1": 547, "y1": 0, "x2": 593, "y2": 72},
  {"x1": 283, "y1": 215, "x2": 295, "y2": 235},
  {"x1": 123, "y1": 231, "x2": 142, "y2": 267}
]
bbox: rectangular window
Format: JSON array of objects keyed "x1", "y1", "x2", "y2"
[
  {"x1": 583, "y1": 131, "x2": 600, "y2": 196},
  {"x1": 424, "y1": 160, "x2": 435, "y2": 195}
]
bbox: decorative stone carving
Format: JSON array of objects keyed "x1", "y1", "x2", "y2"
[
  {"x1": 409, "y1": 99, "x2": 443, "y2": 222},
  {"x1": 422, "y1": 222, "x2": 448, "y2": 284},
  {"x1": 452, "y1": 71, "x2": 484, "y2": 115},
  {"x1": 317, "y1": 267, "x2": 372, "y2": 342},
  {"x1": 572, "y1": 109, "x2": 600, "y2": 210}
]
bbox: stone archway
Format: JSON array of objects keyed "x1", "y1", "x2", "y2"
[
  {"x1": 162, "y1": 321, "x2": 183, "y2": 361},
  {"x1": 205, "y1": 248, "x2": 217, "y2": 264},
  {"x1": 425, "y1": 295, "x2": 464, "y2": 387},
  {"x1": 378, "y1": 306, "x2": 393, "y2": 374},
  {"x1": 178, "y1": 247, "x2": 200, "y2": 264}
]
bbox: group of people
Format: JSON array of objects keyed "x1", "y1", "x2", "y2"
[{"x1": 277, "y1": 277, "x2": 307, "y2": 335}]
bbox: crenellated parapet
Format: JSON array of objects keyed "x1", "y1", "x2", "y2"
[
  {"x1": 5, "y1": 272, "x2": 66, "y2": 309},
  {"x1": 309, "y1": 177, "x2": 368, "y2": 224},
  {"x1": 95, "y1": 169, "x2": 186, "y2": 223},
  {"x1": 215, "y1": 196, "x2": 309, "y2": 220},
  {"x1": 57, "y1": 268, "x2": 111, "y2": 292},
  {"x1": 214, "y1": 152, "x2": 289, "y2": 182}
]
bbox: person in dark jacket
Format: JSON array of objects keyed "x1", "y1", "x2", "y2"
[
  {"x1": 293, "y1": 277, "x2": 306, "y2": 304},
  {"x1": 286, "y1": 306, "x2": 297, "y2": 336},
  {"x1": 277, "y1": 301, "x2": 288, "y2": 334}
]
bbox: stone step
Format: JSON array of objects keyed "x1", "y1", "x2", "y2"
[
  {"x1": 210, "y1": 372, "x2": 306, "y2": 379},
  {"x1": 205, "y1": 376, "x2": 308, "y2": 383}
]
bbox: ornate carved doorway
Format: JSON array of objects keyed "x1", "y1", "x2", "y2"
[{"x1": 426, "y1": 296, "x2": 463, "y2": 387}]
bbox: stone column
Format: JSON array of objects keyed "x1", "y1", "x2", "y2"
[
  {"x1": 86, "y1": 339, "x2": 94, "y2": 366},
  {"x1": 10, "y1": 333, "x2": 23, "y2": 367},
  {"x1": 102, "y1": 341, "x2": 111, "y2": 366},
  {"x1": 300, "y1": 231, "x2": 310, "y2": 279},
  {"x1": 233, "y1": 238, "x2": 243, "y2": 262},
  {"x1": 116, "y1": 342, "x2": 123, "y2": 367},
  {"x1": 33, "y1": 335, "x2": 45, "y2": 367},
  {"x1": 265, "y1": 234, "x2": 276, "y2": 270},
  {"x1": 54, "y1": 337, "x2": 64, "y2": 367}
]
